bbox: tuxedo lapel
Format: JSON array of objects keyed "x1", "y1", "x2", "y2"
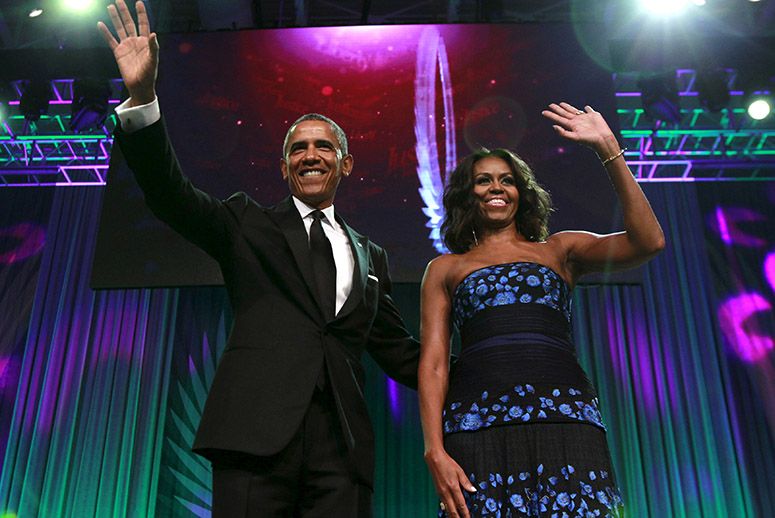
[
  {"x1": 269, "y1": 197, "x2": 325, "y2": 320},
  {"x1": 336, "y1": 216, "x2": 369, "y2": 320}
]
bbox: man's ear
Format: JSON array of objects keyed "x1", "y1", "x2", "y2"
[
  {"x1": 280, "y1": 158, "x2": 288, "y2": 180},
  {"x1": 341, "y1": 154, "x2": 354, "y2": 177}
]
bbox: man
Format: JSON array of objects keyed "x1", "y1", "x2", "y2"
[{"x1": 98, "y1": 2, "x2": 420, "y2": 516}]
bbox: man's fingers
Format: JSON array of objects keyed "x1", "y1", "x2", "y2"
[
  {"x1": 147, "y1": 32, "x2": 160, "y2": 64},
  {"x1": 136, "y1": 1, "x2": 151, "y2": 38},
  {"x1": 107, "y1": 4, "x2": 127, "y2": 40},
  {"x1": 116, "y1": 0, "x2": 138, "y2": 38},
  {"x1": 97, "y1": 21, "x2": 118, "y2": 51}
]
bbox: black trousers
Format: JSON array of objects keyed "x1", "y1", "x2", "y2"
[{"x1": 210, "y1": 387, "x2": 372, "y2": 517}]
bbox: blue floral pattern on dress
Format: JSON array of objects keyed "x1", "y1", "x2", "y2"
[
  {"x1": 438, "y1": 465, "x2": 623, "y2": 517},
  {"x1": 453, "y1": 262, "x2": 572, "y2": 329},
  {"x1": 444, "y1": 385, "x2": 606, "y2": 433}
]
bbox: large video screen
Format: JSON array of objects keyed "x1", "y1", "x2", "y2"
[{"x1": 92, "y1": 23, "x2": 624, "y2": 288}]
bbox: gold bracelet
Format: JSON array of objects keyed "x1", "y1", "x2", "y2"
[{"x1": 600, "y1": 147, "x2": 627, "y2": 167}]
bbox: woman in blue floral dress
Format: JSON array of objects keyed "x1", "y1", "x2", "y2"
[{"x1": 418, "y1": 102, "x2": 665, "y2": 517}]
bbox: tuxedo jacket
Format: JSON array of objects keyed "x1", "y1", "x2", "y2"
[{"x1": 116, "y1": 119, "x2": 420, "y2": 487}]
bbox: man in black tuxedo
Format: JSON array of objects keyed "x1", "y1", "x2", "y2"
[{"x1": 99, "y1": 1, "x2": 420, "y2": 516}]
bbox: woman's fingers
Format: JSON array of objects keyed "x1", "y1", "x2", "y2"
[
  {"x1": 459, "y1": 471, "x2": 477, "y2": 493},
  {"x1": 441, "y1": 495, "x2": 469, "y2": 518},
  {"x1": 559, "y1": 101, "x2": 583, "y2": 115}
]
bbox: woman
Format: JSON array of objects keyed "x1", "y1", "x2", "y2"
[{"x1": 419, "y1": 102, "x2": 665, "y2": 517}]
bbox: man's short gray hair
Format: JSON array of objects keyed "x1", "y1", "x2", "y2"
[{"x1": 282, "y1": 113, "x2": 349, "y2": 158}]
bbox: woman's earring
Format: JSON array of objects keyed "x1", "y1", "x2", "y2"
[{"x1": 472, "y1": 229, "x2": 479, "y2": 247}]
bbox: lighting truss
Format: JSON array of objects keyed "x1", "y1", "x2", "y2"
[
  {"x1": 2, "y1": 69, "x2": 773, "y2": 186},
  {"x1": 1, "y1": 79, "x2": 121, "y2": 187},
  {"x1": 614, "y1": 69, "x2": 775, "y2": 182}
]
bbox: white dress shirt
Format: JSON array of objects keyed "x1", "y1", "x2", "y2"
[
  {"x1": 292, "y1": 197, "x2": 355, "y2": 315},
  {"x1": 115, "y1": 97, "x2": 161, "y2": 132},
  {"x1": 115, "y1": 97, "x2": 355, "y2": 315}
]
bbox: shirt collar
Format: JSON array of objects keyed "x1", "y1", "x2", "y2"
[{"x1": 292, "y1": 196, "x2": 336, "y2": 225}]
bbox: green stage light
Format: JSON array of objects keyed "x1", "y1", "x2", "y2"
[
  {"x1": 61, "y1": 0, "x2": 96, "y2": 13},
  {"x1": 639, "y1": 0, "x2": 691, "y2": 16}
]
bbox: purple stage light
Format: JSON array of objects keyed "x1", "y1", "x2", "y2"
[
  {"x1": 387, "y1": 378, "x2": 400, "y2": 420},
  {"x1": 711, "y1": 206, "x2": 767, "y2": 247},
  {"x1": 717, "y1": 292, "x2": 774, "y2": 363},
  {"x1": 271, "y1": 25, "x2": 427, "y2": 70},
  {"x1": 0, "y1": 223, "x2": 46, "y2": 264},
  {"x1": 0, "y1": 356, "x2": 9, "y2": 389},
  {"x1": 606, "y1": 309, "x2": 627, "y2": 382},
  {"x1": 765, "y1": 252, "x2": 775, "y2": 294}
]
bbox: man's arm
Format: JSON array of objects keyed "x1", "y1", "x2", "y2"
[
  {"x1": 99, "y1": 0, "x2": 242, "y2": 259},
  {"x1": 365, "y1": 247, "x2": 420, "y2": 389},
  {"x1": 116, "y1": 119, "x2": 245, "y2": 258}
]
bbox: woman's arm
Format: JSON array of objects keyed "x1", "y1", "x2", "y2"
[
  {"x1": 542, "y1": 102, "x2": 665, "y2": 275},
  {"x1": 419, "y1": 257, "x2": 476, "y2": 518}
]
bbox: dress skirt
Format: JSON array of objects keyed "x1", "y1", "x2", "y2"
[{"x1": 442, "y1": 422, "x2": 623, "y2": 517}]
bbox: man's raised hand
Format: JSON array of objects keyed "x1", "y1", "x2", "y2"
[{"x1": 97, "y1": 0, "x2": 158, "y2": 106}]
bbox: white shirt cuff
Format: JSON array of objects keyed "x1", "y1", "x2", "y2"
[{"x1": 115, "y1": 97, "x2": 161, "y2": 133}]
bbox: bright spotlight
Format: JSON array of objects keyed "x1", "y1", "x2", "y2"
[
  {"x1": 747, "y1": 99, "x2": 771, "y2": 120},
  {"x1": 29, "y1": 8, "x2": 44, "y2": 17},
  {"x1": 640, "y1": 0, "x2": 690, "y2": 16},
  {"x1": 61, "y1": 0, "x2": 95, "y2": 12}
]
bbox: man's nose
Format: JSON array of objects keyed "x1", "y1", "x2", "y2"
[{"x1": 302, "y1": 146, "x2": 320, "y2": 162}]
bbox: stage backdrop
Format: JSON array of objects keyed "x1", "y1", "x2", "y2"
[
  {"x1": 91, "y1": 23, "x2": 625, "y2": 289},
  {"x1": 1, "y1": 182, "x2": 773, "y2": 516}
]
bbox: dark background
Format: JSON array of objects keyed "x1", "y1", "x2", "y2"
[{"x1": 92, "y1": 23, "x2": 623, "y2": 288}]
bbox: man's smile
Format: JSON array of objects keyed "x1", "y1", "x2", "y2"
[{"x1": 299, "y1": 168, "x2": 327, "y2": 177}]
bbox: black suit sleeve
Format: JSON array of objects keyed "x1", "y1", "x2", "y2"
[
  {"x1": 365, "y1": 247, "x2": 420, "y2": 390},
  {"x1": 115, "y1": 118, "x2": 247, "y2": 261}
]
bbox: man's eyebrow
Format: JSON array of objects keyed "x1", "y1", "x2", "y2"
[{"x1": 288, "y1": 139, "x2": 337, "y2": 151}]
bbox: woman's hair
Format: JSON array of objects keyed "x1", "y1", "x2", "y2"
[{"x1": 441, "y1": 148, "x2": 553, "y2": 254}]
